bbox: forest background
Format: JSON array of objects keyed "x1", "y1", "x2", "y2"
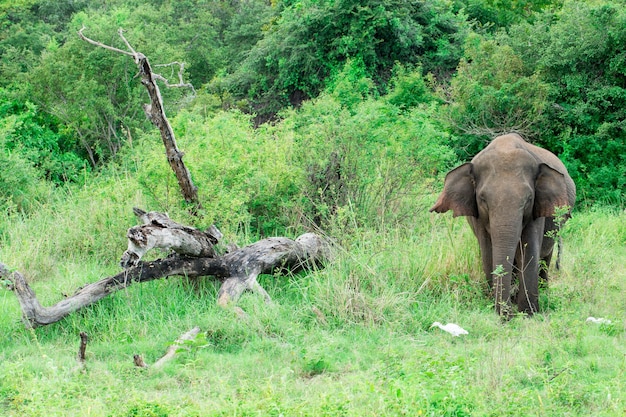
[{"x1": 0, "y1": 0, "x2": 625, "y2": 416}]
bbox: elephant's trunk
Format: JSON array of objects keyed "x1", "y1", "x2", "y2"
[{"x1": 490, "y1": 222, "x2": 522, "y2": 316}]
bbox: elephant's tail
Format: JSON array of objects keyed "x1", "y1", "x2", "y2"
[{"x1": 555, "y1": 236, "x2": 563, "y2": 270}]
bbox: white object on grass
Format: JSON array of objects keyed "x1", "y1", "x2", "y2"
[
  {"x1": 586, "y1": 317, "x2": 612, "y2": 325},
  {"x1": 430, "y1": 322, "x2": 468, "y2": 337}
]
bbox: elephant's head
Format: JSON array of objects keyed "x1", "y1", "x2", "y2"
[{"x1": 430, "y1": 158, "x2": 570, "y2": 223}]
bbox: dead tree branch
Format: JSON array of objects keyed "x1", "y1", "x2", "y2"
[
  {"x1": 153, "y1": 326, "x2": 202, "y2": 368},
  {"x1": 133, "y1": 327, "x2": 201, "y2": 369},
  {"x1": 120, "y1": 208, "x2": 220, "y2": 268},
  {"x1": 77, "y1": 332, "x2": 89, "y2": 364},
  {"x1": 2, "y1": 210, "x2": 330, "y2": 328},
  {"x1": 153, "y1": 62, "x2": 196, "y2": 94},
  {"x1": 78, "y1": 27, "x2": 200, "y2": 208}
]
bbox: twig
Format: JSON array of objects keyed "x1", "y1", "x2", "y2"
[
  {"x1": 153, "y1": 326, "x2": 202, "y2": 368},
  {"x1": 78, "y1": 26, "x2": 135, "y2": 58},
  {"x1": 77, "y1": 331, "x2": 88, "y2": 371},
  {"x1": 549, "y1": 367, "x2": 570, "y2": 381},
  {"x1": 154, "y1": 62, "x2": 196, "y2": 94}
]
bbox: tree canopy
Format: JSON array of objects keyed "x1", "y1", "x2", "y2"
[{"x1": 0, "y1": 0, "x2": 623, "y2": 223}]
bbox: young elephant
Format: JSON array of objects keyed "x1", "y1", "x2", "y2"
[{"x1": 430, "y1": 133, "x2": 576, "y2": 316}]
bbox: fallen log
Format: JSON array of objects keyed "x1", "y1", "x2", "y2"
[{"x1": 1, "y1": 210, "x2": 330, "y2": 328}]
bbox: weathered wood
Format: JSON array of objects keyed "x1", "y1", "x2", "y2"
[
  {"x1": 132, "y1": 327, "x2": 201, "y2": 369},
  {"x1": 77, "y1": 332, "x2": 88, "y2": 364},
  {"x1": 217, "y1": 233, "x2": 329, "y2": 306},
  {"x1": 152, "y1": 326, "x2": 202, "y2": 368},
  {"x1": 120, "y1": 208, "x2": 219, "y2": 268},
  {"x1": 3, "y1": 256, "x2": 228, "y2": 328},
  {"x1": 2, "y1": 209, "x2": 330, "y2": 328},
  {"x1": 78, "y1": 27, "x2": 200, "y2": 208},
  {"x1": 133, "y1": 355, "x2": 149, "y2": 368}
]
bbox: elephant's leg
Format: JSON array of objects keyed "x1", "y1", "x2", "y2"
[
  {"x1": 468, "y1": 217, "x2": 493, "y2": 289},
  {"x1": 516, "y1": 218, "x2": 545, "y2": 315},
  {"x1": 539, "y1": 217, "x2": 557, "y2": 281}
]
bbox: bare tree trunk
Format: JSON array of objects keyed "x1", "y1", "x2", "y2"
[
  {"x1": 78, "y1": 27, "x2": 200, "y2": 208},
  {"x1": 136, "y1": 54, "x2": 200, "y2": 207}
]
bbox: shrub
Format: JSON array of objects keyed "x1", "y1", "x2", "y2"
[{"x1": 442, "y1": 32, "x2": 550, "y2": 157}]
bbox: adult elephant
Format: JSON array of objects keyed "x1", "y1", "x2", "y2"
[{"x1": 430, "y1": 133, "x2": 576, "y2": 316}]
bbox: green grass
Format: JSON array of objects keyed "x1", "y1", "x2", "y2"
[{"x1": 1, "y1": 203, "x2": 625, "y2": 416}]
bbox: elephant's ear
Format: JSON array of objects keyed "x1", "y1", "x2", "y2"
[
  {"x1": 534, "y1": 163, "x2": 570, "y2": 218},
  {"x1": 430, "y1": 163, "x2": 478, "y2": 217}
]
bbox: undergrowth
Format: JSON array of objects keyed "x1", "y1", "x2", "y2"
[
  {"x1": 0, "y1": 99, "x2": 624, "y2": 416},
  {"x1": 1, "y1": 204, "x2": 624, "y2": 416}
]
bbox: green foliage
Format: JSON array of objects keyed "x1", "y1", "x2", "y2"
[
  {"x1": 18, "y1": 1, "x2": 230, "y2": 167},
  {"x1": 504, "y1": 0, "x2": 626, "y2": 206},
  {"x1": 0, "y1": 98, "x2": 59, "y2": 214},
  {"x1": 0, "y1": 89, "x2": 86, "y2": 184},
  {"x1": 129, "y1": 109, "x2": 302, "y2": 237},
  {"x1": 443, "y1": 32, "x2": 550, "y2": 157},
  {"x1": 0, "y1": 144, "x2": 51, "y2": 215},
  {"x1": 385, "y1": 64, "x2": 434, "y2": 110},
  {"x1": 0, "y1": 0, "x2": 623, "y2": 208},
  {"x1": 280, "y1": 89, "x2": 455, "y2": 233},
  {"x1": 0, "y1": 171, "x2": 143, "y2": 283},
  {"x1": 455, "y1": 0, "x2": 563, "y2": 31},
  {"x1": 219, "y1": 0, "x2": 467, "y2": 121},
  {"x1": 126, "y1": 401, "x2": 170, "y2": 417},
  {"x1": 327, "y1": 58, "x2": 377, "y2": 110}
]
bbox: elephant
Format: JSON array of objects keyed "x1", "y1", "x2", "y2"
[{"x1": 430, "y1": 133, "x2": 576, "y2": 316}]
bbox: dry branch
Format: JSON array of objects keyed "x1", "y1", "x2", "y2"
[
  {"x1": 132, "y1": 327, "x2": 201, "y2": 369},
  {"x1": 153, "y1": 326, "x2": 202, "y2": 368},
  {"x1": 133, "y1": 354, "x2": 149, "y2": 368},
  {"x1": 78, "y1": 27, "x2": 200, "y2": 207},
  {"x1": 77, "y1": 332, "x2": 89, "y2": 364},
  {"x1": 2, "y1": 210, "x2": 330, "y2": 328}
]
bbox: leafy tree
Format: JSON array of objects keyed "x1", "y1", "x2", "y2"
[
  {"x1": 26, "y1": 4, "x2": 214, "y2": 166},
  {"x1": 0, "y1": 100, "x2": 55, "y2": 214},
  {"x1": 218, "y1": 0, "x2": 468, "y2": 122},
  {"x1": 385, "y1": 64, "x2": 434, "y2": 111},
  {"x1": 442, "y1": 32, "x2": 550, "y2": 158},
  {"x1": 455, "y1": 0, "x2": 562, "y2": 32},
  {"x1": 508, "y1": 1, "x2": 626, "y2": 205},
  {"x1": 0, "y1": 88, "x2": 85, "y2": 184}
]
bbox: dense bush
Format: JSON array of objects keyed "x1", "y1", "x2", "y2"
[
  {"x1": 529, "y1": 1, "x2": 626, "y2": 205},
  {"x1": 278, "y1": 68, "x2": 456, "y2": 233},
  {"x1": 127, "y1": 108, "x2": 302, "y2": 237},
  {"x1": 0, "y1": 0, "x2": 623, "y2": 221},
  {"x1": 0, "y1": 89, "x2": 85, "y2": 184},
  {"x1": 442, "y1": 32, "x2": 550, "y2": 158},
  {"x1": 503, "y1": 1, "x2": 626, "y2": 206},
  {"x1": 217, "y1": 0, "x2": 468, "y2": 122},
  {"x1": 443, "y1": 0, "x2": 625, "y2": 205}
]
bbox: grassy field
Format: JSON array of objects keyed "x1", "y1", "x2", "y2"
[{"x1": 1, "y1": 186, "x2": 625, "y2": 417}]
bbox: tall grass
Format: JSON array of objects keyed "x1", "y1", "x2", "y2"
[{"x1": 2, "y1": 197, "x2": 623, "y2": 416}]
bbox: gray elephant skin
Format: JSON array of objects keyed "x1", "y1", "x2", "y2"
[{"x1": 430, "y1": 133, "x2": 576, "y2": 316}]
